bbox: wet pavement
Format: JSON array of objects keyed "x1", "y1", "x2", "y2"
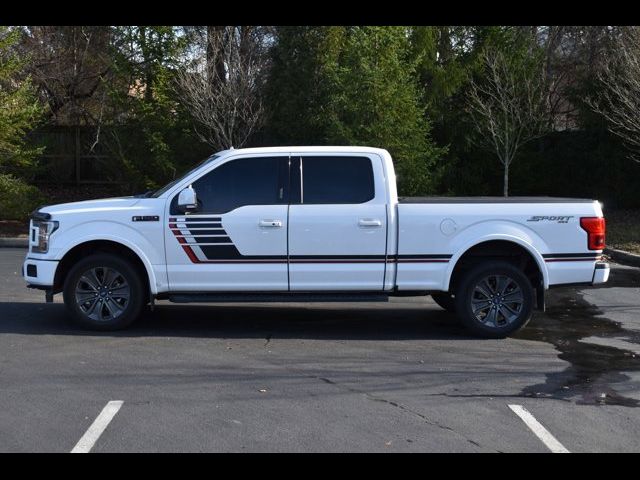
[
  {"x1": 515, "y1": 267, "x2": 640, "y2": 407},
  {"x1": 1, "y1": 248, "x2": 639, "y2": 452}
]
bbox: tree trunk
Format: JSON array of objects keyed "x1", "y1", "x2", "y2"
[
  {"x1": 207, "y1": 26, "x2": 227, "y2": 86},
  {"x1": 139, "y1": 26, "x2": 154, "y2": 102},
  {"x1": 503, "y1": 163, "x2": 509, "y2": 197},
  {"x1": 438, "y1": 26, "x2": 452, "y2": 63}
]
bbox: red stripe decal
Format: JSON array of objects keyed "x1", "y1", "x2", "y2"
[
  {"x1": 289, "y1": 259, "x2": 385, "y2": 264},
  {"x1": 185, "y1": 259, "x2": 452, "y2": 264},
  {"x1": 395, "y1": 259, "x2": 450, "y2": 263},
  {"x1": 169, "y1": 223, "x2": 199, "y2": 263},
  {"x1": 182, "y1": 245, "x2": 200, "y2": 263},
  {"x1": 545, "y1": 257, "x2": 601, "y2": 262},
  {"x1": 184, "y1": 259, "x2": 286, "y2": 264},
  {"x1": 173, "y1": 231, "x2": 186, "y2": 244}
]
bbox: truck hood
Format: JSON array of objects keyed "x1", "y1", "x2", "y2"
[{"x1": 40, "y1": 197, "x2": 142, "y2": 216}]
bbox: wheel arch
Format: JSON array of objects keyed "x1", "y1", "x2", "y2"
[
  {"x1": 445, "y1": 237, "x2": 548, "y2": 294},
  {"x1": 53, "y1": 239, "x2": 156, "y2": 298}
]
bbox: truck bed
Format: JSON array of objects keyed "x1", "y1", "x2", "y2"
[{"x1": 394, "y1": 197, "x2": 603, "y2": 291}]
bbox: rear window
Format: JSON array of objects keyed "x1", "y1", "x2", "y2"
[{"x1": 301, "y1": 156, "x2": 374, "y2": 204}]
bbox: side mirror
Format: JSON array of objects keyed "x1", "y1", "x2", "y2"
[{"x1": 178, "y1": 185, "x2": 198, "y2": 212}]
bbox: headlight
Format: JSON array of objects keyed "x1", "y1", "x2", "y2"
[{"x1": 31, "y1": 220, "x2": 59, "y2": 254}]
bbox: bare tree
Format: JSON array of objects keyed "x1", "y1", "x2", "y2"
[
  {"x1": 535, "y1": 26, "x2": 620, "y2": 131},
  {"x1": 586, "y1": 27, "x2": 640, "y2": 162},
  {"x1": 175, "y1": 26, "x2": 270, "y2": 150},
  {"x1": 467, "y1": 48, "x2": 549, "y2": 196},
  {"x1": 17, "y1": 26, "x2": 112, "y2": 125}
]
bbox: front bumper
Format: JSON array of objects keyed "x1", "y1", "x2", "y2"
[
  {"x1": 23, "y1": 257, "x2": 58, "y2": 287},
  {"x1": 592, "y1": 262, "x2": 610, "y2": 285}
]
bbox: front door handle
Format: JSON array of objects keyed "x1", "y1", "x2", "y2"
[
  {"x1": 259, "y1": 219, "x2": 283, "y2": 228},
  {"x1": 358, "y1": 218, "x2": 382, "y2": 227}
]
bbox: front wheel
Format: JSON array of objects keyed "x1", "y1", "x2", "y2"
[
  {"x1": 63, "y1": 253, "x2": 145, "y2": 330},
  {"x1": 454, "y1": 261, "x2": 534, "y2": 338}
]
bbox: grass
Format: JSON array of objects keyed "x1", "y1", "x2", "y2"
[{"x1": 605, "y1": 209, "x2": 640, "y2": 255}]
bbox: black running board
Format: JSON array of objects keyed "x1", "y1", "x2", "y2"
[{"x1": 168, "y1": 292, "x2": 390, "y2": 304}]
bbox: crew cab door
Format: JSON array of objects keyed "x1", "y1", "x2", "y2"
[
  {"x1": 288, "y1": 153, "x2": 388, "y2": 290},
  {"x1": 164, "y1": 155, "x2": 289, "y2": 291}
]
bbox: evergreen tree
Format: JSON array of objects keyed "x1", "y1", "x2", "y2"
[
  {"x1": 0, "y1": 26, "x2": 43, "y2": 169},
  {"x1": 324, "y1": 27, "x2": 445, "y2": 195},
  {"x1": 264, "y1": 26, "x2": 444, "y2": 195},
  {"x1": 0, "y1": 26, "x2": 45, "y2": 219},
  {"x1": 264, "y1": 26, "x2": 344, "y2": 145},
  {"x1": 104, "y1": 26, "x2": 207, "y2": 190}
]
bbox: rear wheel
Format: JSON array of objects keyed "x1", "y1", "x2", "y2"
[
  {"x1": 63, "y1": 254, "x2": 145, "y2": 330},
  {"x1": 431, "y1": 292, "x2": 456, "y2": 313},
  {"x1": 454, "y1": 261, "x2": 534, "y2": 338}
]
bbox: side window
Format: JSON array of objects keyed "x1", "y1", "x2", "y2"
[
  {"x1": 172, "y1": 156, "x2": 287, "y2": 214},
  {"x1": 301, "y1": 156, "x2": 374, "y2": 204}
]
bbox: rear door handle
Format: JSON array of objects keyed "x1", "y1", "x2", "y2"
[
  {"x1": 259, "y1": 219, "x2": 283, "y2": 228},
  {"x1": 358, "y1": 218, "x2": 382, "y2": 227}
]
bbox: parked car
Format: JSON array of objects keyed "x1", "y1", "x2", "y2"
[{"x1": 23, "y1": 146, "x2": 608, "y2": 337}]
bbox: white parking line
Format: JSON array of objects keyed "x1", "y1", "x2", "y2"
[
  {"x1": 71, "y1": 401, "x2": 123, "y2": 453},
  {"x1": 508, "y1": 404, "x2": 570, "y2": 453}
]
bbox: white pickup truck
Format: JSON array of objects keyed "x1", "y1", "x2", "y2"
[{"x1": 23, "y1": 146, "x2": 609, "y2": 337}]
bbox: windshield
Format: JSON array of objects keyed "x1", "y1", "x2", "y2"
[{"x1": 150, "y1": 155, "x2": 220, "y2": 198}]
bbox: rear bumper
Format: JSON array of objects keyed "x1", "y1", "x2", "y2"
[
  {"x1": 23, "y1": 257, "x2": 58, "y2": 287},
  {"x1": 592, "y1": 262, "x2": 610, "y2": 285}
]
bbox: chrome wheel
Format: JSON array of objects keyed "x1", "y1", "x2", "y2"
[
  {"x1": 470, "y1": 274, "x2": 524, "y2": 328},
  {"x1": 75, "y1": 267, "x2": 130, "y2": 322}
]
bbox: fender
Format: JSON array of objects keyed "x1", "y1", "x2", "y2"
[
  {"x1": 444, "y1": 220, "x2": 550, "y2": 291},
  {"x1": 52, "y1": 221, "x2": 165, "y2": 295}
]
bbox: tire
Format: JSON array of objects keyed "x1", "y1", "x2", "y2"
[
  {"x1": 63, "y1": 253, "x2": 145, "y2": 331},
  {"x1": 431, "y1": 292, "x2": 456, "y2": 313},
  {"x1": 454, "y1": 261, "x2": 534, "y2": 338}
]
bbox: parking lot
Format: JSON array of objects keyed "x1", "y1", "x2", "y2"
[{"x1": 1, "y1": 247, "x2": 639, "y2": 452}]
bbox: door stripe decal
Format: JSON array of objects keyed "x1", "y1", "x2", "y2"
[
  {"x1": 169, "y1": 217, "x2": 455, "y2": 264},
  {"x1": 170, "y1": 221, "x2": 602, "y2": 264},
  {"x1": 171, "y1": 257, "x2": 455, "y2": 264},
  {"x1": 542, "y1": 253, "x2": 602, "y2": 262},
  {"x1": 542, "y1": 253, "x2": 600, "y2": 258},
  {"x1": 544, "y1": 257, "x2": 601, "y2": 262}
]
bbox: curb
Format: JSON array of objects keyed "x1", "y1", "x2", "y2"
[
  {"x1": 0, "y1": 237, "x2": 28, "y2": 248},
  {"x1": 605, "y1": 247, "x2": 640, "y2": 268}
]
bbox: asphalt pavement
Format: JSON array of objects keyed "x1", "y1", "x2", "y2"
[{"x1": 1, "y1": 248, "x2": 639, "y2": 452}]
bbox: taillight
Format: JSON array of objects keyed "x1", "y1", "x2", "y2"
[{"x1": 580, "y1": 217, "x2": 606, "y2": 250}]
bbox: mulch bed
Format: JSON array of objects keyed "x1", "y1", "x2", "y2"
[
  {"x1": 0, "y1": 220, "x2": 29, "y2": 238},
  {"x1": 606, "y1": 209, "x2": 640, "y2": 255}
]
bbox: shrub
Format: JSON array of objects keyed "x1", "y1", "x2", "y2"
[{"x1": 0, "y1": 174, "x2": 46, "y2": 220}]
